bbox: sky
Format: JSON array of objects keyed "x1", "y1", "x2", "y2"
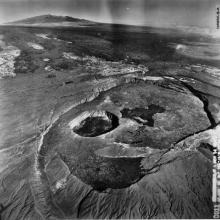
[{"x1": 0, "y1": 0, "x2": 219, "y2": 30}]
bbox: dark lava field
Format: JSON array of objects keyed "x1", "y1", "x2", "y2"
[{"x1": 0, "y1": 15, "x2": 220, "y2": 219}]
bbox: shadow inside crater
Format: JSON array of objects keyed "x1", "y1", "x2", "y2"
[{"x1": 73, "y1": 111, "x2": 119, "y2": 137}]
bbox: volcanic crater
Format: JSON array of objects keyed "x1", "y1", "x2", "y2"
[
  {"x1": 72, "y1": 111, "x2": 119, "y2": 137},
  {"x1": 34, "y1": 79, "x2": 211, "y2": 218}
]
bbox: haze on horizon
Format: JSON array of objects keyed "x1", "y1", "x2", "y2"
[{"x1": 0, "y1": 0, "x2": 218, "y2": 30}]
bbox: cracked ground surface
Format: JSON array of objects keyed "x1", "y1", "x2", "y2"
[{"x1": 0, "y1": 21, "x2": 220, "y2": 219}]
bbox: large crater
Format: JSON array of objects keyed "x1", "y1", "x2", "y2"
[{"x1": 36, "y1": 80, "x2": 211, "y2": 218}]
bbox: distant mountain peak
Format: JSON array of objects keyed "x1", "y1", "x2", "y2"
[{"x1": 7, "y1": 14, "x2": 94, "y2": 25}]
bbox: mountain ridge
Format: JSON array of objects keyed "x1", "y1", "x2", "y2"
[{"x1": 6, "y1": 14, "x2": 95, "y2": 25}]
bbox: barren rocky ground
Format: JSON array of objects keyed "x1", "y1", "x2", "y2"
[{"x1": 0, "y1": 16, "x2": 220, "y2": 219}]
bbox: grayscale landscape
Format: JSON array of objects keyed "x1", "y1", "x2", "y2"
[{"x1": 0, "y1": 10, "x2": 219, "y2": 219}]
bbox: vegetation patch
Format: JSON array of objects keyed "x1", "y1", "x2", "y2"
[{"x1": 14, "y1": 50, "x2": 38, "y2": 73}]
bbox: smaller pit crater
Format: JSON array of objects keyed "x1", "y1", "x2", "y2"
[
  {"x1": 120, "y1": 104, "x2": 165, "y2": 126},
  {"x1": 73, "y1": 156, "x2": 145, "y2": 191},
  {"x1": 72, "y1": 111, "x2": 119, "y2": 137}
]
